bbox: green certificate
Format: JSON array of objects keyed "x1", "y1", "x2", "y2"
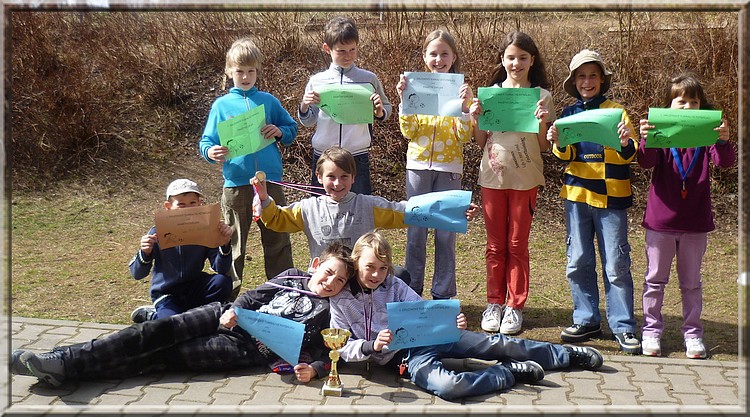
[
  {"x1": 646, "y1": 108, "x2": 722, "y2": 148},
  {"x1": 317, "y1": 83, "x2": 375, "y2": 125},
  {"x1": 477, "y1": 87, "x2": 540, "y2": 133},
  {"x1": 217, "y1": 104, "x2": 273, "y2": 160},
  {"x1": 555, "y1": 108, "x2": 624, "y2": 151}
]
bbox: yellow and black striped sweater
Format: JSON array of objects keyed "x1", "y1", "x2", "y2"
[{"x1": 551, "y1": 96, "x2": 638, "y2": 209}]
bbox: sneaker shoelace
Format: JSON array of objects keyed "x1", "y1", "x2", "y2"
[
  {"x1": 566, "y1": 346, "x2": 590, "y2": 366},
  {"x1": 37, "y1": 351, "x2": 64, "y2": 362},
  {"x1": 483, "y1": 304, "x2": 501, "y2": 319},
  {"x1": 686, "y1": 338, "x2": 705, "y2": 351},
  {"x1": 622, "y1": 333, "x2": 638, "y2": 344},
  {"x1": 503, "y1": 308, "x2": 519, "y2": 324}
]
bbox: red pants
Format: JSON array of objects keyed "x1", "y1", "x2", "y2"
[{"x1": 481, "y1": 187, "x2": 538, "y2": 309}]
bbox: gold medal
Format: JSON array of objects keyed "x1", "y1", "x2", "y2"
[{"x1": 255, "y1": 171, "x2": 266, "y2": 182}]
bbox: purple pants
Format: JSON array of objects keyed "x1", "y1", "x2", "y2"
[{"x1": 641, "y1": 229, "x2": 707, "y2": 339}]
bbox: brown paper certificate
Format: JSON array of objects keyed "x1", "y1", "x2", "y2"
[{"x1": 154, "y1": 204, "x2": 222, "y2": 250}]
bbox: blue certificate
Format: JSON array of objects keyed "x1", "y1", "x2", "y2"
[
  {"x1": 401, "y1": 72, "x2": 465, "y2": 117},
  {"x1": 234, "y1": 307, "x2": 304, "y2": 366},
  {"x1": 386, "y1": 300, "x2": 461, "y2": 350},
  {"x1": 404, "y1": 190, "x2": 472, "y2": 234}
]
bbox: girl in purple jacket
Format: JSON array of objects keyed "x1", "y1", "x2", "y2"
[{"x1": 637, "y1": 74, "x2": 736, "y2": 359}]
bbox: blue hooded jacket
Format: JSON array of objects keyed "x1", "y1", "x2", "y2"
[{"x1": 199, "y1": 86, "x2": 297, "y2": 186}]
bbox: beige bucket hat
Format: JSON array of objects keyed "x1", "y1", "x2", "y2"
[{"x1": 563, "y1": 49, "x2": 613, "y2": 99}]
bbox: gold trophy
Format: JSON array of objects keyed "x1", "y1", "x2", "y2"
[{"x1": 320, "y1": 328, "x2": 351, "y2": 396}]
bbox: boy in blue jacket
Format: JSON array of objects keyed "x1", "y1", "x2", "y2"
[
  {"x1": 129, "y1": 179, "x2": 234, "y2": 323},
  {"x1": 199, "y1": 37, "x2": 298, "y2": 297}
]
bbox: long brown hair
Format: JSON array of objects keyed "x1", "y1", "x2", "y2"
[{"x1": 487, "y1": 31, "x2": 550, "y2": 89}]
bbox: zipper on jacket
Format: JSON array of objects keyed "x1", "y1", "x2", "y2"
[
  {"x1": 428, "y1": 123, "x2": 437, "y2": 169},
  {"x1": 338, "y1": 67, "x2": 344, "y2": 147},
  {"x1": 243, "y1": 90, "x2": 259, "y2": 173}
]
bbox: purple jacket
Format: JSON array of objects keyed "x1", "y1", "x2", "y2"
[{"x1": 637, "y1": 140, "x2": 735, "y2": 233}]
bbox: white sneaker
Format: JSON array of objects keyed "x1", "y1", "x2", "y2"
[
  {"x1": 685, "y1": 338, "x2": 707, "y2": 359},
  {"x1": 481, "y1": 303, "x2": 503, "y2": 332},
  {"x1": 641, "y1": 336, "x2": 661, "y2": 356},
  {"x1": 500, "y1": 307, "x2": 523, "y2": 335}
]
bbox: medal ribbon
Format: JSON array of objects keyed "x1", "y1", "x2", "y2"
[
  {"x1": 670, "y1": 147, "x2": 702, "y2": 200},
  {"x1": 263, "y1": 275, "x2": 321, "y2": 298}
]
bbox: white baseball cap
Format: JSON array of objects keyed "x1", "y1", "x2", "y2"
[{"x1": 165, "y1": 179, "x2": 203, "y2": 199}]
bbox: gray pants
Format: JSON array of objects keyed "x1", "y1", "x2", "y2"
[{"x1": 405, "y1": 169, "x2": 461, "y2": 299}]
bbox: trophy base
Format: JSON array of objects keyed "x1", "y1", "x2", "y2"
[{"x1": 321, "y1": 384, "x2": 344, "y2": 397}]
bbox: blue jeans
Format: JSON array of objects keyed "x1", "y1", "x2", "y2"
[
  {"x1": 407, "y1": 330, "x2": 568, "y2": 401},
  {"x1": 405, "y1": 169, "x2": 460, "y2": 298},
  {"x1": 312, "y1": 151, "x2": 372, "y2": 195},
  {"x1": 564, "y1": 200, "x2": 636, "y2": 334}
]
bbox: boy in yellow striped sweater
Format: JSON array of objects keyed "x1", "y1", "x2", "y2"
[{"x1": 546, "y1": 49, "x2": 641, "y2": 355}]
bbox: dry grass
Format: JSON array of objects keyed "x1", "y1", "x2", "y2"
[{"x1": 8, "y1": 10, "x2": 742, "y2": 361}]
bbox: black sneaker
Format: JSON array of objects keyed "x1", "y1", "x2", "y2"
[
  {"x1": 25, "y1": 350, "x2": 66, "y2": 387},
  {"x1": 130, "y1": 305, "x2": 156, "y2": 323},
  {"x1": 560, "y1": 323, "x2": 602, "y2": 343},
  {"x1": 10, "y1": 349, "x2": 34, "y2": 376},
  {"x1": 613, "y1": 332, "x2": 642, "y2": 354},
  {"x1": 564, "y1": 344, "x2": 604, "y2": 370},
  {"x1": 502, "y1": 359, "x2": 544, "y2": 384}
]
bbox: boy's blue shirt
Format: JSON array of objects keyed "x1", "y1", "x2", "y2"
[
  {"x1": 129, "y1": 226, "x2": 232, "y2": 301},
  {"x1": 200, "y1": 86, "x2": 297, "y2": 186}
]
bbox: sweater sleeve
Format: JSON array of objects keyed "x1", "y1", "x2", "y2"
[
  {"x1": 552, "y1": 142, "x2": 576, "y2": 161},
  {"x1": 128, "y1": 249, "x2": 153, "y2": 280},
  {"x1": 128, "y1": 226, "x2": 156, "y2": 279},
  {"x1": 454, "y1": 113, "x2": 473, "y2": 144},
  {"x1": 298, "y1": 79, "x2": 319, "y2": 127},
  {"x1": 199, "y1": 102, "x2": 222, "y2": 163},
  {"x1": 709, "y1": 140, "x2": 737, "y2": 168},
  {"x1": 371, "y1": 197, "x2": 407, "y2": 229},
  {"x1": 329, "y1": 302, "x2": 374, "y2": 363},
  {"x1": 637, "y1": 138, "x2": 662, "y2": 169},
  {"x1": 268, "y1": 96, "x2": 298, "y2": 146},
  {"x1": 398, "y1": 113, "x2": 421, "y2": 139},
  {"x1": 208, "y1": 245, "x2": 232, "y2": 275},
  {"x1": 372, "y1": 75, "x2": 392, "y2": 121},
  {"x1": 258, "y1": 197, "x2": 306, "y2": 233},
  {"x1": 615, "y1": 110, "x2": 638, "y2": 162}
]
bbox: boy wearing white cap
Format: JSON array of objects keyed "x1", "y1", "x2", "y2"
[
  {"x1": 128, "y1": 179, "x2": 234, "y2": 323},
  {"x1": 546, "y1": 50, "x2": 641, "y2": 354}
]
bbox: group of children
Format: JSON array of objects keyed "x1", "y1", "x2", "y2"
[
  {"x1": 12, "y1": 229, "x2": 604, "y2": 401},
  {"x1": 12, "y1": 14, "x2": 736, "y2": 401}
]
